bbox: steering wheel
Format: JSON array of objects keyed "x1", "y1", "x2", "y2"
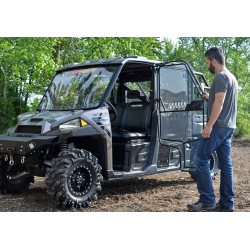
[{"x1": 106, "y1": 101, "x2": 117, "y2": 122}]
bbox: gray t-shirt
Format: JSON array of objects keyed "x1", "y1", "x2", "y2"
[{"x1": 208, "y1": 69, "x2": 238, "y2": 128}]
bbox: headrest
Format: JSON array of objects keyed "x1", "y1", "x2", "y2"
[{"x1": 127, "y1": 90, "x2": 140, "y2": 99}]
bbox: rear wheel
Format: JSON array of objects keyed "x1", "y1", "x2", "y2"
[
  {"x1": 46, "y1": 148, "x2": 103, "y2": 209},
  {"x1": 0, "y1": 156, "x2": 34, "y2": 194},
  {"x1": 189, "y1": 152, "x2": 218, "y2": 182}
]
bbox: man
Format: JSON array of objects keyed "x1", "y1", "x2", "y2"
[{"x1": 187, "y1": 47, "x2": 238, "y2": 212}]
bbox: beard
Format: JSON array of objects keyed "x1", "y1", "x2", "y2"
[{"x1": 209, "y1": 61, "x2": 215, "y2": 74}]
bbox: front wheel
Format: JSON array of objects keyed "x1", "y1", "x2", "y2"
[
  {"x1": 46, "y1": 149, "x2": 103, "y2": 209},
  {"x1": 189, "y1": 152, "x2": 218, "y2": 182}
]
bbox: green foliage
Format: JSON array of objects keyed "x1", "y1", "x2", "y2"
[
  {"x1": 234, "y1": 84, "x2": 250, "y2": 137},
  {"x1": 0, "y1": 99, "x2": 16, "y2": 134},
  {"x1": 30, "y1": 97, "x2": 42, "y2": 111}
]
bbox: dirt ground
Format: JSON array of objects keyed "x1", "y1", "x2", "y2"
[{"x1": 0, "y1": 139, "x2": 249, "y2": 212}]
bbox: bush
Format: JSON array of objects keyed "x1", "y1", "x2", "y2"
[{"x1": 0, "y1": 99, "x2": 16, "y2": 134}]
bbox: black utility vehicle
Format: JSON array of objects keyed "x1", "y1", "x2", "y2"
[{"x1": 0, "y1": 56, "x2": 218, "y2": 208}]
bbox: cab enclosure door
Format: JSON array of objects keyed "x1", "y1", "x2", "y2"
[{"x1": 158, "y1": 61, "x2": 207, "y2": 172}]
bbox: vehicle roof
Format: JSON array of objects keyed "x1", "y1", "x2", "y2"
[{"x1": 56, "y1": 56, "x2": 161, "y2": 72}]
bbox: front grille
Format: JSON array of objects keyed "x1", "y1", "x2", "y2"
[{"x1": 15, "y1": 125, "x2": 42, "y2": 134}]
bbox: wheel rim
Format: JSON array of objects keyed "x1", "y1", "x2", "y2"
[
  {"x1": 67, "y1": 164, "x2": 93, "y2": 197},
  {"x1": 209, "y1": 155, "x2": 215, "y2": 172}
]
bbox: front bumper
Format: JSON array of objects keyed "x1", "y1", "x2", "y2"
[{"x1": 0, "y1": 134, "x2": 58, "y2": 155}]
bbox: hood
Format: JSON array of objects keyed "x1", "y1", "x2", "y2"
[{"x1": 16, "y1": 110, "x2": 84, "y2": 134}]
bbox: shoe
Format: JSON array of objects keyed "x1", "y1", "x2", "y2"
[
  {"x1": 187, "y1": 201, "x2": 216, "y2": 211},
  {"x1": 215, "y1": 203, "x2": 234, "y2": 212}
]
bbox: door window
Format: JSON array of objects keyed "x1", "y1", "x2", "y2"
[
  {"x1": 160, "y1": 65, "x2": 189, "y2": 111},
  {"x1": 160, "y1": 65, "x2": 190, "y2": 141},
  {"x1": 160, "y1": 64, "x2": 205, "y2": 142}
]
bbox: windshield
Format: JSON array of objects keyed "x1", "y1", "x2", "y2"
[{"x1": 37, "y1": 67, "x2": 117, "y2": 110}]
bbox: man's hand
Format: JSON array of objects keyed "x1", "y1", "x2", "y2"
[
  {"x1": 202, "y1": 125, "x2": 212, "y2": 138},
  {"x1": 202, "y1": 91, "x2": 209, "y2": 100}
]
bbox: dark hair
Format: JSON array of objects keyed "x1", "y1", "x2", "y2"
[{"x1": 205, "y1": 47, "x2": 225, "y2": 65}]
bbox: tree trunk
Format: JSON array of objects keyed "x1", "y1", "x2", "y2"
[
  {"x1": 53, "y1": 45, "x2": 61, "y2": 64},
  {"x1": 2, "y1": 60, "x2": 8, "y2": 99},
  {"x1": 24, "y1": 93, "x2": 29, "y2": 107}
]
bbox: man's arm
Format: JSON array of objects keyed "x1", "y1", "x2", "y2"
[{"x1": 202, "y1": 92, "x2": 226, "y2": 138}]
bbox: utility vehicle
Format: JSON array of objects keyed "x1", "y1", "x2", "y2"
[{"x1": 0, "y1": 56, "x2": 218, "y2": 208}]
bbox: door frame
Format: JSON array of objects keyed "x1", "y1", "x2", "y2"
[{"x1": 157, "y1": 60, "x2": 209, "y2": 171}]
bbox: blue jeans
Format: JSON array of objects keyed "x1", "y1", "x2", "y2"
[{"x1": 195, "y1": 126, "x2": 235, "y2": 209}]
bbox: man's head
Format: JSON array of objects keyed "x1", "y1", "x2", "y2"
[{"x1": 205, "y1": 47, "x2": 225, "y2": 74}]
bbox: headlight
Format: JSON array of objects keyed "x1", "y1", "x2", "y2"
[{"x1": 59, "y1": 118, "x2": 87, "y2": 131}]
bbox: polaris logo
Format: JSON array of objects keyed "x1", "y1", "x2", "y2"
[{"x1": 131, "y1": 105, "x2": 142, "y2": 108}]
